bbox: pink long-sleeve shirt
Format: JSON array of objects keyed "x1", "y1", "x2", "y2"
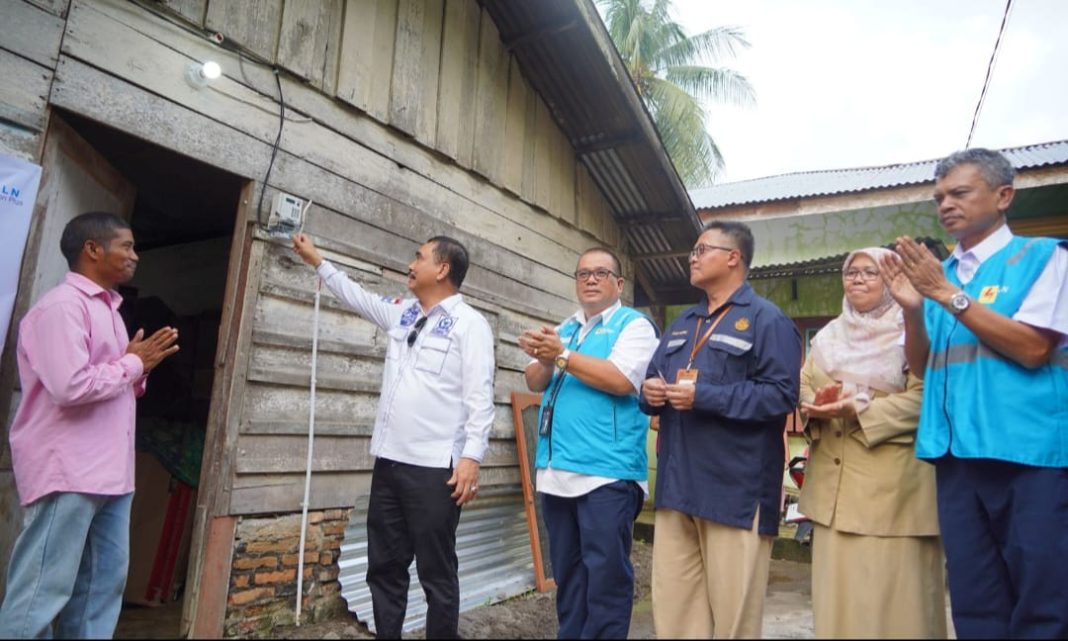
[{"x1": 8, "y1": 272, "x2": 146, "y2": 506}]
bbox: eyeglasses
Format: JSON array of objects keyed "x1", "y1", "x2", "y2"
[
  {"x1": 689, "y1": 243, "x2": 735, "y2": 259},
  {"x1": 407, "y1": 316, "x2": 428, "y2": 347},
  {"x1": 573, "y1": 269, "x2": 619, "y2": 282},
  {"x1": 843, "y1": 268, "x2": 880, "y2": 282}
]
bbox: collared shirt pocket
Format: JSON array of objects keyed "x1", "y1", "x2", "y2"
[
  {"x1": 416, "y1": 335, "x2": 452, "y2": 375},
  {"x1": 386, "y1": 326, "x2": 409, "y2": 360},
  {"x1": 661, "y1": 337, "x2": 688, "y2": 368},
  {"x1": 703, "y1": 333, "x2": 753, "y2": 382}
]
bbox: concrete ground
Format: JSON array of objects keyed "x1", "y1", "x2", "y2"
[{"x1": 114, "y1": 536, "x2": 952, "y2": 639}]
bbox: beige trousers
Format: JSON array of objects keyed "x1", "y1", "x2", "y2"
[
  {"x1": 652, "y1": 507, "x2": 773, "y2": 639},
  {"x1": 812, "y1": 523, "x2": 947, "y2": 639}
]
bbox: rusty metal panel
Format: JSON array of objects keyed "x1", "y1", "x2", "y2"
[{"x1": 338, "y1": 487, "x2": 535, "y2": 634}]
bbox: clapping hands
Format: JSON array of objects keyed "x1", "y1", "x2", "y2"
[{"x1": 801, "y1": 382, "x2": 857, "y2": 420}]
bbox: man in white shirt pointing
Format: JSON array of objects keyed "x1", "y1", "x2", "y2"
[{"x1": 294, "y1": 233, "x2": 495, "y2": 639}]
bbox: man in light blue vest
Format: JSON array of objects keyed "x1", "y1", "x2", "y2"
[
  {"x1": 881, "y1": 148, "x2": 1068, "y2": 638},
  {"x1": 519, "y1": 247, "x2": 658, "y2": 639}
]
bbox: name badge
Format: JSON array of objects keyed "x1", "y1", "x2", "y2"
[{"x1": 675, "y1": 368, "x2": 699, "y2": 386}]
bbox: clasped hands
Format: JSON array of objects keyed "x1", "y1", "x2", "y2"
[
  {"x1": 518, "y1": 326, "x2": 563, "y2": 366},
  {"x1": 640, "y1": 376, "x2": 696, "y2": 411},
  {"x1": 126, "y1": 326, "x2": 179, "y2": 372},
  {"x1": 879, "y1": 235, "x2": 957, "y2": 310},
  {"x1": 800, "y1": 382, "x2": 857, "y2": 420}
]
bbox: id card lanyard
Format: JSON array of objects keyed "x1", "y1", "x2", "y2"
[
  {"x1": 686, "y1": 304, "x2": 734, "y2": 370},
  {"x1": 539, "y1": 328, "x2": 583, "y2": 437},
  {"x1": 544, "y1": 329, "x2": 582, "y2": 405}
]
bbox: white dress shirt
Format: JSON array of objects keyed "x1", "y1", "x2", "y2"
[
  {"x1": 950, "y1": 224, "x2": 1068, "y2": 347},
  {"x1": 534, "y1": 300, "x2": 659, "y2": 498},
  {"x1": 317, "y1": 261, "x2": 496, "y2": 468}
]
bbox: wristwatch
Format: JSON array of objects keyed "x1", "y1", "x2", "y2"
[
  {"x1": 555, "y1": 348, "x2": 571, "y2": 371},
  {"x1": 947, "y1": 290, "x2": 971, "y2": 315}
]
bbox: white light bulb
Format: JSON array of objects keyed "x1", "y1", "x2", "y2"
[
  {"x1": 202, "y1": 61, "x2": 221, "y2": 80},
  {"x1": 186, "y1": 61, "x2": 222, "y2": 89}
]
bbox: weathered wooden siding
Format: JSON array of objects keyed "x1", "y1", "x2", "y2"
[
  {"x1": 0, "y1": 0, "x2": 64, "y2": 160},
  {"x1": 3, "y1": 0, "x2": 624, "y2": 518}
]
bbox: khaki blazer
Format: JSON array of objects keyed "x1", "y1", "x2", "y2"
[{"x1": 797, "y1": 356, "x2": 939, "y2": 537}]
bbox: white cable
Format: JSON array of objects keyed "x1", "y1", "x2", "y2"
[
  {"x1": 298, "y1": 199, "x2": 314, "y2": 235},
  {"x1": 295, "y1": 276, "x2": 322, "y2": 625}
]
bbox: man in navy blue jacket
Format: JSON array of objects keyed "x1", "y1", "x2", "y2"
[{"x1": 641, "y1": 221, "x2": 801, "y2": 639}]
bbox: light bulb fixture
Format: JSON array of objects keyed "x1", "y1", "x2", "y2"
[{"x1": 186, "y1": 60, "x2": 222, "y2": 89}]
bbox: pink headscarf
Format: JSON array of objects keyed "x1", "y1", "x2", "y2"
[{"x1": 810, "y1": 247, "x2": 907, "y2": 395}]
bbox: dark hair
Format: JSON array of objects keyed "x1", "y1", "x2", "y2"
[
  {"x1": 579, "y1": 247, "x2": 624, "y2": 278},
  {"x1": 60, "y1": 211, "x2": 131, "y2": 269},
  {"x1": 701, "y1": 220, "x2": 755, "y2": 269},
  {"x1": 934, "y1": 148, "x2": 1015, "y2": 187},
  {"x1": 428, "y1": 236, "x2": 469, "y2": 289}
]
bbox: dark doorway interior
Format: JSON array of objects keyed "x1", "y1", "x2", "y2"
[{"x1": 59, "y1": 111, "x2": 244, "y2": 638}]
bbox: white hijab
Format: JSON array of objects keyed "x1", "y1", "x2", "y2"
[{"x1": 810, "y1": 247, "x2": 908, "y2": 395}]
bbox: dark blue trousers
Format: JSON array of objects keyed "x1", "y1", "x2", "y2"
[
  {"x1": 541, "y1": 480, "x2": 643, "y2": 640},
  {"x1": 935, "y1": 456, "x2": 1068, "y2": 639}
]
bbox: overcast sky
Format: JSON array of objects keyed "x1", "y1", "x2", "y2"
[{"x1": 667, "y1": 0, "x2": 1068, "y2": 183}]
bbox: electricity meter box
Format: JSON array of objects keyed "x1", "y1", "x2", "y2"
[{"x1": 266, "y1": 192, "x2": 305, "y2": 240}]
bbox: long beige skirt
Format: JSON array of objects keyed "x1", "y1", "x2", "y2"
[{"x1": 812, "y1": 524, "x2": 947, "y2": 639}]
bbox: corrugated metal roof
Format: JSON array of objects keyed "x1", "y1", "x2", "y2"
[
  {"x1": 747, "y1": 237, "x2": 948, "y2": 280},
  {"x1": 480, "y1": 0, "x2": 700, "y2": 306},
  {"x1": 691, "y1": 140, "x2": 1068, "y2": 209},
  {"x1": 338, "y1": 488, "x2": 535, "y2": 635}
]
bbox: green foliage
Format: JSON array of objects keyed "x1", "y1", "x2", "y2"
[{"x1": 599, "y1": 0, "x2": 754, "y2": 187}]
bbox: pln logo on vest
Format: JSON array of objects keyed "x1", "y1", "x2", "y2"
[{"x1": 978, "y1": 286, "x2": 1003, "y2": 304}]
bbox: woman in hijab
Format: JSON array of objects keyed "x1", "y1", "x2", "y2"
[{"x1": 798, "y1": 246, "x2": 946, "y2": 638}]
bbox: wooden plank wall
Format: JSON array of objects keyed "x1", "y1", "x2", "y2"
[
  {"x1": 0, "y1": 0, "x2": 66, "y2": 160},
  {"x1": 9, "y1": 0, "x2": 626, "y2": 516}
]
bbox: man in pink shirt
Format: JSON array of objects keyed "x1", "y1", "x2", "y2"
[{"x1": 0, "y1": 211, "x2": 178, "y2": 638}]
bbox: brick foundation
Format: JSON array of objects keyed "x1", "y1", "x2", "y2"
[{"x1": 224, "y1": 508, "x2": 353, "y2": 637}]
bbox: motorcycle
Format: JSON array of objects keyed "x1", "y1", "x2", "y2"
[{"x1": 784, "y1": 452, "x2": 813, "y2": 544}]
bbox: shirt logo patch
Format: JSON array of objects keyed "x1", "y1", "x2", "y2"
[
  {"x1": 431, "y1": 316, "x2": 456, "y2": 336},
  {"x1": 400, "y1": 305, "x2": 420, "y2": 327},
  {"x1": 671, "y1": 330, "x2": 688, "y2": 336},
  {"x1": 734, "y1": 317, "x2": 750, "y2": 331},
  {"x1": 978, "y1": 286, "x2": 999, "y2": 304}
]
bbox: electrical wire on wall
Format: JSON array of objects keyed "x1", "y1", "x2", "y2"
[
  {"x1": 141, "y1": 1, "x2": 293, "y2": 230},
  {"x1": 255, "y1": 68, "x2": 286, "y2": 230},
  {"x1": 966, "y1": 0, "x2": 1015, "y2": 148}
]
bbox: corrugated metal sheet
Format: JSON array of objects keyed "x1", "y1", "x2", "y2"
[
  {"x1": 691, "y1": 140, "x2": 1068, "y2": 209},
  {"x1": 338, "y1": 487, "x2": 535, "y2": 634}
]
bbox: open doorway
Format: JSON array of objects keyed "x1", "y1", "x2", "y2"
[{"x1": 48, "y1": 112, "x2": 245, "y2": 638}]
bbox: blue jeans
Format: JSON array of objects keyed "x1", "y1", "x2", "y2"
[
  {"x1": 541, "y1": 480, "x2": 644, "y2": 639},
  {"x1": 0, "y1": 492, "x2": 133, "y2": 639}
]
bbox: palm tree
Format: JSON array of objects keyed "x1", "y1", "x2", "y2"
[{"x1": 600, "y1": 0, "x2": 755, "y2": 187}]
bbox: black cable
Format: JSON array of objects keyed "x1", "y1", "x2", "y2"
[
  {"x1": 256, "y1": 68, "x2": 286, "y2": 229},
  {"x1": 966, "y1": 0, "x2": 1014, "y2": 148}
]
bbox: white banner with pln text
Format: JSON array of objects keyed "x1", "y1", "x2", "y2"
[{"x1": 0, "y1": 154, "x2": 42, "y2": 357}]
